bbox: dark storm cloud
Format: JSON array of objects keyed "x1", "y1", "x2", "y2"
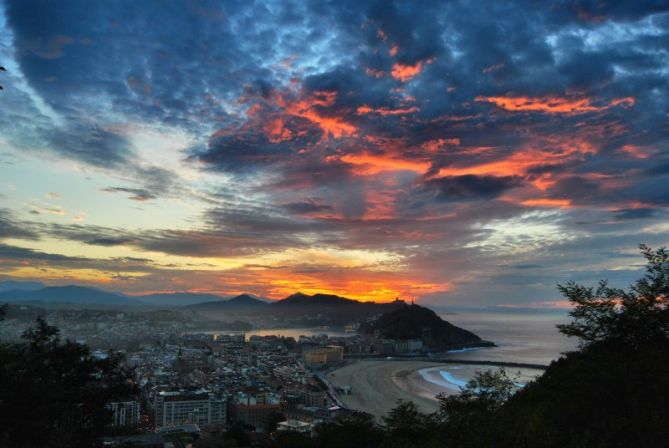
[
  {"x1": 282, "y1": 200, "x2": 333, "y2": 215},
  {"x1": 427, "y1": 175, "x2": 522, "y2": 201},
  {"x1": 612, "y1": 208, "x2": 656, "y2": 221}
]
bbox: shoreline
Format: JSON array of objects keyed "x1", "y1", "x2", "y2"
[
  {"x1": 326, "y1": 360, "x2": 546, "y2": 419},
  {"x1": 326, "y1": 360, "x2": 459, "y2": 419}
]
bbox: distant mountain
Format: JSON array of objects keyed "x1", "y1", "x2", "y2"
[
  {"x1": 0, "y1": 285, "x2": 142, "y2": 306},
  {"x1": 266, "y1": 292, "x2": 407, "y2": 325},
  {"x1": 361, "y1": 304, "x2": 491, "y2": 350},
  {"x1": 226, "y1": 294, "x2": 267, "y2": 308},
  {"x1": 136, "y1": 292, "x2": 228, "y2": 307},
  {"x1": 187, "y1": 293, "x2": 268, "y2": 311},
  {"x1": 0, "y1": 280, "x2": 45, "y2": 293},
  {"x1": 272, "y1": 292, "x2": 361, "y2": 307}
]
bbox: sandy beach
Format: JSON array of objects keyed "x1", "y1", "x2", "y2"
[
  {"x1": 326, "y1": 360, "x2": 459, "y2": 419},
  {"x1": 326, "y1": 360, "x2": 546, "y2": 419}
]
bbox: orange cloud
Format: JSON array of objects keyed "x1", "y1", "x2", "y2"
[
  {"x1": 619, "y1": 144, "x2": 654, "y2": 159},
  {"x1": 421, "y1": 138, "x2": 460, "y2": 153},
  {"x1": 437, "y1": 138, "x2": 597, "y2": 178},
  {"x1": 340, "y1": 152, "x2": 432, "y2": 175},
  {"x1": 356, "y1": 104, "x2": 420, "y2": 115},
  {"x1": 475, "y1": 95, "x2": 635, "y2": 114},
  {"x1": 263, "y1": 118, "x2": 293, "y2": 143},
  {"x1": 520, "y1": 198, "x2": 573, "y2": 208},
  {"x1": 389, "y1": 44, "x2": 399, "y2": 57},
  {"x1": 285, "y1": 91, "x2": 357, "y2": 139},
  {"x1": 391, "y1": 59, "x2": 433, "y2": 82}
]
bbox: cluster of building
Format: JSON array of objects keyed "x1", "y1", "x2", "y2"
[
  {"x1": 103, "y1": 332, "x2": 349, "y2": 440},
  {"x1": 2, "y1": 305, "x2": 427, "y2": 445},
  {"x1": 100, "y1": 328, "x2": 426, "y2": 445}
]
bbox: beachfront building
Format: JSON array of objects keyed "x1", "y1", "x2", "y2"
[
  {"x1": 153, "y1": 389, "x2": 227, "y2": 429},
  {"x1": 303, "y1": 346, "x2": 344, "y2": 367},
  {"x1": 394, "y1": 339, "x2": 423, "y2": 353},
  {"x1": 277, "y1": 419, "x2": 313, "y2": 434}
]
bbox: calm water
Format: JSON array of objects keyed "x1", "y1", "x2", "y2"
[
  {"x1": 440, "y1": 311, "x2": 579, "y2": 365},
  {"x1": 204, "y1": 311, "x2": 578, "y2": 366},
  {"x1": 204, "y1": 327, "x2": 349, "y2": 340}
]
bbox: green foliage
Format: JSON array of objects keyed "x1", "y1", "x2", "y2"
[
  {"x1": 383, "y1": 400, "x2": 436, "y2": 447},
  {"x1": 437, "y1": 368, "x2": 514, "y2": 421},
  {"x1": 494, "y1": 338, "x2": 669, "y2": 448},
  {"x1": 0, "y1": 318, "x2": 136, "y2": 447},
  {"x1": 489, "y1": 245, "x2": 669, "y2": 447},
  {"x1": 429, "y1": 369, "x2": 515, "y2": 447},
  {"x1": 558, "y1": 244, "x2": 669, "y2": 348},
  {"x1": 270, "y1": 431, "x2": 314, "y2": 448},
  {"x1": 312, "y1": 412, "x2": 384, "y2": 448},
  {"x1": 224, "y1": 422, "x2": 252, "y2": 447}
]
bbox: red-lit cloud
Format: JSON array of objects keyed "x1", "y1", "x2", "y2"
[
  {"x1": 391, "y1": 59, "x2": 433, "y2": 82},
  {"x1": 356, "y1": 104, "x2": 420, "y2": 115},
  {"x1": 475, "y1": 95, "x2": 635, "y2": 114}
]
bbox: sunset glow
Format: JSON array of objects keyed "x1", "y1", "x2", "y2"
[{"x1": 1, "y1": 0, "x2": 667, "y2": 307}]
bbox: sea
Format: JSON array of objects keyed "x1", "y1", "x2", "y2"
[
  {"x1": 206, "y1": 310, "x2": 578, "y2": 393},
  {"x1": 417, "y1": 310, "x2": 579, "y2": 391},
  {"x1": 208, "y1": 310, "x2": 577, "y2": 366},
  {"x1": 440, "y1": 310, "x2": 578, "y2": 365}
]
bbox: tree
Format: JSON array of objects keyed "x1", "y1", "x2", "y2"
[
  {"x1": 0, "y1": 318, "x2": 136, "y2": 447},
  {"x1": 488, "y1": 245, "x2": 669, "y2": 447},
  {"x1": 432, "y1": 368, "x2": 515, "y2": 447},
  {"x1": 382, "y1": 400, "x2": 435, "y2": 447},
  {"x1": 437, "y1": 368, "x2": 514, "y2": 419},
  {"x1": 312, "y1": 412, "x2": 383, "y2": 448},
  {"x1": 557, "y1": 244, "x2": 669, "y2": 348}
]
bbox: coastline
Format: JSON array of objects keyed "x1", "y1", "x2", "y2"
[
  {"x1": 326, "y1": 360, "x2": 459, "y2": 419},
  {"x1": 326, "y1": 359, "x2": 546, "y2": 419}
]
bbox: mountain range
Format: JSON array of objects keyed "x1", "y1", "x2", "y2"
[
  {"x1": 186, "y1": 293, "x2": 268, "y2": 310},
  {"x1": 0, "y1": 284, "x2": 142, "y2": 306},
  {"x1": 0, "y1": 281, "x2": 398, "y2": 313},
  {"x1": 0, "y1": 281, "x2": 232, "y2": 307}
]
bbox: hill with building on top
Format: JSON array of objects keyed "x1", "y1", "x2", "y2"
[{"x1": 361, "y1": 303, "x2": 492, "y2": 350}]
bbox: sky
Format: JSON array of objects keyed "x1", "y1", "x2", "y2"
[{"x1": 0, "y1": 0, "x2": 668, "y2": 307}]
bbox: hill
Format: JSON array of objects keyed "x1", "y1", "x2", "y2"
[
  {"x1": 187, "y1": 293, "x2": 268, "y2": 311},
  {"x1": 137, "y1": 292, "x2": 227, "y2": 307},
  {"x1": 272, "y1": 292, "x2": 364, "y2": 307},
  {"x1": 0, "y1": 280, "x2": 45, "y2": 292},
  {"x1": 0, "y1": 285, "x2": 142, "y2": 307},
  {"x1": 267, "y1": 292, "x2": 407, "y2": 325},
  {"x1": 360, "y1": 304, "x2": 489, "y2": 349}
]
